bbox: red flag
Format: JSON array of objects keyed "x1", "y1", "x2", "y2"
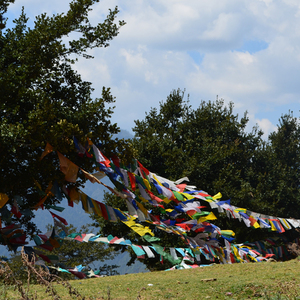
[
  {"x1": 128, "y1": 172, "x2": 136, "y2": 191},
  {"x1": 176, "y1": 184, "x2": 187, "y2": 192},
  {"x1": 147, "y1": 190, "x2": 164, "y2": 203},
  {"x1": 68, "y1": 270, "x2": 86, "y2": 279},
  {"x1": 137, "y1": 160, "x2": 150, "y2": 178},
  {"x1": 99, "y1": 203, "x2": 109, "y2": 220},
  {"x1": 11, "y1": 199, "x2": 22, "y2": 218},
  {"x1": 50, "y1": 211, "x2": 68, "y2": 225}
]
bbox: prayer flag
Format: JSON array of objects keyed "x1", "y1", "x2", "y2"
[
  {"x1": 40, "y1": 142, "x2": 53, "y2": 160},
  {"x1": 57, "y1": 152, "x2": 79, "y2": 183},
  {"x1": 0, "y1": 193, "x2": 9, "y2": 209}
]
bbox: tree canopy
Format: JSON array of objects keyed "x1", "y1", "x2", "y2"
[
  {"x1": 91, "y1": 89, "x2": 300, "y2": 270},
  {"x1": 133, "y1": 90, "x2": 260, "y2": 209},
  {"x1": 135, "y1": 90, "x2": 300, "y2": 215},
  {"x1": 0, "y1": 0, "x2": 133, "y2": 236}
]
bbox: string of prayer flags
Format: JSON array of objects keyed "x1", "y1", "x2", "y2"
[
  {"x1": 66, "y1": 143, "x2": 247, "y2": 252},
  {"x1": 45, "y1": 141, "x2": 300, "y2": 248},
  {"x1": 22, "y1": 217, "x2": 295, "y2": 279},
  {"x1": 0, "y1": 224, "x2": 27, "y2": 248},
  {"x1": 4, "y1": 137, "x2": 300, "y2": 274}
]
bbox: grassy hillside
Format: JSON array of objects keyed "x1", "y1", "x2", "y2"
[{"x1": 2, "y1": 258, "x2": 300, "y2": 299}]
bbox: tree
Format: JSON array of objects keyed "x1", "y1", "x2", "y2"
[
  {"x1": 91, "y1": 89, "x2": 300, "y2": 272},
  {"x1": 262, "y1": 112, "x2": 300, "y2": 218},
  {"x1": 131, "y1": 90, "x2": 300, "y2": 243},
  {"x1": 133, "y1": 89, "x2": 263, "y2": 209},
  {"x1": 0, "y1": 0, "x2": 134, "y2": 237},
  {"x1": 230, "y1": 111, "x2": 300, "y2": 221}
]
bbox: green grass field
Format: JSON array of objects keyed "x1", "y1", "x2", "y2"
[{"x1": 2, "y1": 259, "x2": 300, "y2": 299}]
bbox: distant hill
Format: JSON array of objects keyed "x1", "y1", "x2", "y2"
[{"x1": 114, "y1": 129, "x2": 134, "y2": 139}]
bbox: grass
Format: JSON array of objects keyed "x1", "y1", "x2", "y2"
[{"x1": 2, "y1": 258, "x2": 300, "y2": 299}]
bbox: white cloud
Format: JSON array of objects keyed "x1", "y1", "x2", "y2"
[
  {"x1": 256, "y1": 118, "x2": 278, "y2": 139},
  {"x1": 5, "y1": 0, "x2": 300, "y2": 135}
]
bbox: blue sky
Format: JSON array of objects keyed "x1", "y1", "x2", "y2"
[{"x1": 4, "y1": 0, "x2": 300, "y2": 139}]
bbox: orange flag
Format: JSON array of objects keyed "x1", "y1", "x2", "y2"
[
  {"x1": 68, "y1": 187, "x2": 80, "y2": 204},
  {"x1": 34, "y1": 182, "x2": 54, "y2": 209},
  {"x1": 40, "y1": 143, "x2": 53, "y2": 160},
  {"x1": 0, "y1": 193, "x2": 9, "y2": 209},
  {"x1": 80, "y1": 168, "x2": 101, "y2": 184},
  {"x1": 57, "y1": 152, "x2": 79, "y2": 183}
]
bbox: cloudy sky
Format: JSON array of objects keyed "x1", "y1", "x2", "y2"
[{"x1": 5, "y1": 0, "x2": 300, "y2": 138}]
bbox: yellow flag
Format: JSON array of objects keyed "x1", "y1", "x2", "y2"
[
  {"x1": 138, "y1": 196, "x2": 148, "y2": 203},
  {"x1": 122, "y1": 216, "x2": 154, "y2": 236},
  {"x1": 152, "y1": 174, "x2": 163, "y2": 186},
  {"x1": 143, "y1": 178, "x2": 151, "y2": 191},
  {"x1": 80, "y1": 168, "x2": 101, "y2": 184},
  {"x1": 252, "y1": 222, "x2": 260, "y2": 229},
  {"x1": 182, "y1": 193, "x2": 194, "y2": 200},
  {"x1": 250, "y1": 215, "x2": 261, "y2": 229},
  {"x1": 136, "y1": 202, "x2": 149, "y2": 219},
  {"x1": 233, "y1": 246, "x2": 244, "y2": 262},
  {"x1": 33, "y1": 179, "x2": 42, "y2": 191},
  {"x1": 0, "y1": 193, "x2": 9, "y2": 208},
  {"x1": 212, "y1": 192, "x2": 222, "y2": 200},
  {"x1": 91, "y1": 199, "x2": 103, "y2": 217},
  {"x1": 270, "y1": 220, "x2": 277, "y2": 231},
  {"x1": 162, "y1": 196, "x2": 172, "y2": 204},
  {"x1": 234, "y1": 207, "x2": 247, "y2": 213},
  {"x1": 220, "y1": 230, "x2": 235, "y2": 237},
  {"x1": 198, "y1": 212, "x2": 217, "y2": 223},
  {"x1": 79, "y1": 192, "x2": 89, "y2": 213},
  {"x1": 69, "y1": 188, "x2": 80, "y2": 204},
  {"x1": 34, "y1": 182, "x2": 54, "y2": 209}
]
